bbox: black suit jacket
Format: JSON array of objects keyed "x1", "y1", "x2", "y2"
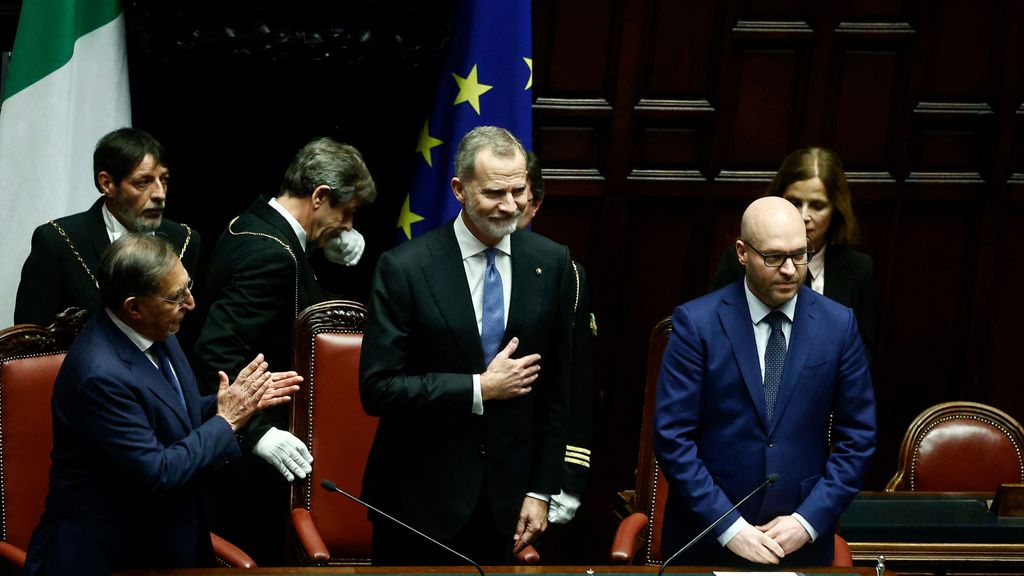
[
  {"x1": 193, "y1": 197, "x2": 325, "y2": 445},
  {"x1": 359, "y1": 222, "x2": 574, "y2": 539},
  {"x1": 14, "y1": 198, "x2": 201, "y2": 325},
  {"x1": 24, "y1": 312, "x2": 236, "y2": 575},
  {"x1": 563, "y1": 262, "x2": 594, "y2": 494},
  {"x1": 709, "y1": 244, "x2": 876, "y2": 351}
]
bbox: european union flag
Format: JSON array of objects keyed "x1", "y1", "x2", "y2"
[{"x1": 397, "y1": 0, "x2": 532, "y2": 241}]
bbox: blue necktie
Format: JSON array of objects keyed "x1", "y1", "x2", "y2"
[
  {"x1": 481, "y1": 248, "x2": 505, "y2": 365},
  {"x1": 763, "y1": 311, "x2": 787, "y2": 423},
  {"x1": 151, "y1": 342, "x2": 188, "y2": 413}
]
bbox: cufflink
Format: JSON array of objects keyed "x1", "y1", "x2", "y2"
[{"x1": 535, "y1": 268, "x2": 542, "y2": 276}]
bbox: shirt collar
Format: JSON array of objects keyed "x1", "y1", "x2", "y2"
[
  {"x1": 453, "y1": 211, "x2": 512, "y2": 260},
  {"x1": 268, "y1": 197, "x2": 308, "y2": 252},
  {"x1": 105, "y1": 308, "x2": 155, "y2": 353},
  {"x1": 808, "y1": 243, "x2": 827, "y2": 281},
  {"x1": 101, "y1": 202, "x2": 134, "y2": 242},
  {"x1": 743, "y1": 277, "x2": 798, "y2": 325}
]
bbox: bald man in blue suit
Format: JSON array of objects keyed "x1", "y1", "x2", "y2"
[{"x1": 654, "y1": 197, "x2": 875, "y2": 567}]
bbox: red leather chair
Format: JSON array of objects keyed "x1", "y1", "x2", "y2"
[
  {"x1": 610, "y1": 318, "x2": 672, "y2": 566},
  {"x1": 885, "y1": 401, "x2": 1024, "y2": 492},
  {"x1": 609, "y1": 317, "x2": 853, "y2": 567},
  {"x1": 288, "y1": 300, "x2": 376, "y2": 565},
  {"x1": 0, "y1": 310, "x2": 255, "y2": 571}
]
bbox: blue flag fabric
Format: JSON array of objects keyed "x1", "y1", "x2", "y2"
[{"x1": 397, "y1": 0, "x2": 532, "y2": 241}]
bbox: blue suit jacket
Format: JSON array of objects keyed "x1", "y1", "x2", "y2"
[
  {"x1": 24, "y1": 312, "x2": 240, "y2": 575},
  {"x1": 654, "y1": 281, "x2": 876, "y2": 566}
]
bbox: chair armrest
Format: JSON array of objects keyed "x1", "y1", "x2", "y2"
[
  {"x1": 610, "y1": 512, "x2": 649, "y2": 564},
  {"x1": 514, "y1": 544, "x2": 540, "y2": 565},
  {"x1": 0, "y1": 541, "x2": 27, "y2": 569},
  {"x1": 211, "y1": 531, "x2": 256, "y2": 568},
  {"x1": 291, "y1": 508, "x2": 331, "y2": 565}
]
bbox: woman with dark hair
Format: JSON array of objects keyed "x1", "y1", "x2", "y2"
[{"x1": 709, "y1": 147, "x2": 876, "y2": 349}]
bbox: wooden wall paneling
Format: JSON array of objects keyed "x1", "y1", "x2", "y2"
[
  {"x1": 721, "y1": 17, "x2": 814, "y2": 169},
  {"x1": 918, "y1": 0, "x2": 997, "y2": 100},
  {"x1": 827, "y1": 18, "x2": 917, "y2": 172},
  {"x1": 987, "y1": 202, "x2": 1024, "y2": 423},
  {"x1": 736, "y1": 0, "x2": 812, "y2": 23},
  {"x1": 839, "y1": 0, "x2": 914, "y2": 22},
  {"x1": 871, "y1": 196, "x2": 983, "y2": 482},
  {"x1": 827, "y1": 48, "x2": 901, "y2": 168},
  {"x1": 723, "y1": 46, "x2": 806, "y2": 167},
  {"x1": 535, "y1": 0, "x2": 618, "y2": 97},
  {"x1": 642, "y1": 0, "x2": 720, "y2": 100}
]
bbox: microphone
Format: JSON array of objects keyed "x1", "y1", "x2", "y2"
[
  {"x1": 319, "y1": 479, "x2": 484, "y2": 576},
  {"x1": 657, "y1": 473, "x2": 780, "y2": 576}
]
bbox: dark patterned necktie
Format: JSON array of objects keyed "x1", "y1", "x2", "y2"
[
  {"x1": 763, "y1": 311, "x2": 787, "y2": 423},
  {"x1": 480, "y1": 248, "x2": 504, "y2": 365},
  {"x1": 151, "y1": 341, "x2": 188, "y2": 413}
]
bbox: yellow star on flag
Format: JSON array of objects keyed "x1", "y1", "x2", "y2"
[
  {"x1": 414, "y1": 120, "x2": 443, "y2": 167},
  {"x1": 452, "y1": 64, "x2": 493, "y2": 115},
  {"x1": 397, "y1": 194, "x2": 425, "y2": 240},
  {"x1": 523, "y1": 57, "x2": 533, "y2": 90}
]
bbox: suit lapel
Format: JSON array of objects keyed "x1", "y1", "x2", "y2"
[
  {"x1": 422, "y1": 224, "x2": 487, "y2": 369},
  {"x1": 84, "y1": 199, "x2": 112, "y2": 270},
  {"x1": 99, "y1": 313, "x2": 193, "y2": 429},
  {"x1": 769, "y1": 287, "x2": 819, "y2": 434},
  {"x1": 249, "y1": 198, "x2": 324, "y2": 310},
  {"x1": 718, "y1": 282, "x2": 770, "y2": 431},
  {"x1": 506, "y1": 233, "x2": 543, "y2": 343},
  {"x1": 165, "y1": 336, "x2": 202, "y2": 429}
]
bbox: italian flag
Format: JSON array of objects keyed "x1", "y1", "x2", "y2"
[{"x1": 0, "y1": 0, "x2": 131, "y2": 326}]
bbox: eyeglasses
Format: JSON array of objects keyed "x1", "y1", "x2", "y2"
[
  {"x1": 156, "y1": 277, "x2": 194, "y2": 308},
  {"x1": 742, "y1": 240, "x2": 814, "y2": 268}
]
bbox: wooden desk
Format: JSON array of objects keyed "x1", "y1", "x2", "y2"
[
  {"x1": 119, "y1": 566, "x2": 890, "y2": 576},
  {"x1": 840, "y1": 492, "x2": 1024, "y2": 576}
]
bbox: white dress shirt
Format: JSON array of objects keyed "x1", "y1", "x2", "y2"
[
  {"x1": 268, "y1": 197, "x2": 308, "y2": 251},
  {"x1": 453, "y1": 213, "x2": 512, "y2": 415},
  {"x1": 808, "y1": 244, "x2": 826, "y2": 295}
]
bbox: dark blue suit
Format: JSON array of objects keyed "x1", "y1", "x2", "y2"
[
  {"x1": 654, "y1": 281, "x2": 875, "y2": 566},
  {"x1": 24, "y1": 312, "x2": 240, "y2": 575}
]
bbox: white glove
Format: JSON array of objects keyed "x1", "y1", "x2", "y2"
[
  {"x1": 547, "y1": 489, "x2": 581, "y2": 524},
  {"x1": 252, "y1": 427, "x2": 313, "y2": 481},
  {"x1": 323, "y1": 228, "x2": 365, "y2": 266}
]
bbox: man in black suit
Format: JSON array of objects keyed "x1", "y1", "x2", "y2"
[
  {"x1": 15, "y1": 128, "x2": 200, "y2": 327},
  {"x1": 518, "y1": 151, "x2": 595, "y2": 528},
  {"x1": 193, "y1": 137, "x2": 376, "y2": 564},
  {"x1": 360, "y1": 126, "x2": 575, "y2": 565}
]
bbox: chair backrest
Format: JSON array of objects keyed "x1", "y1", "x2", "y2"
[
  {"x1": 885, "y1": 401, "x2": 1024, "y2": 492},
  {"x1": 290, "y1": 300, "x2": 375, "y2": 564},
  {"x1": 0, "y1": 310, "x2": 86, "y2": 557},
  {"x1": 634, "y1": 317, "x2": 673, "y2": 565}
]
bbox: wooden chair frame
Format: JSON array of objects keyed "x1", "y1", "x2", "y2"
[{"x1": 885, "y1": 401, "x2": 1024, "y2": 492}]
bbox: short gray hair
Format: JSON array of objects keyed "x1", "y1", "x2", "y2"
[
  {"x1": 453, "y1": 126, "x2": 526, "y2": 182},
  {"x1": 280, "y1": 137, "x2": 377, "y2": 206},
  {"x1": 98, "y1": 234, "x2": 178, "y2": 310}
]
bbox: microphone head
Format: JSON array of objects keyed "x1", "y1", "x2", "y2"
[
  {"x1": 766, "y1": 473, "x2": 781, "y2": 484},
  {"x1": 320, "y1": 479, "x2": 337, "y2": 491}
]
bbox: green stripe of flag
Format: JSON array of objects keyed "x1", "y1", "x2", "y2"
[{"x1": 3, "y1": 0, "x2": 121, "y2": 100}]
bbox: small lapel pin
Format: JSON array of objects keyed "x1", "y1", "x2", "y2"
[{"x1": 535, "y1": 268, "x2": 542, "y2": 276}]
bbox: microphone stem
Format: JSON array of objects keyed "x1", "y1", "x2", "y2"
[
  {"x1": 658, "y1": 476, "x2": 774, "y2": 576},
  {"x1": 322, "y1": 481, "x2": 485, "y2": 576}
]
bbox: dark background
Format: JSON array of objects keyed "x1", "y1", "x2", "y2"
[{"x1": 2, "y1": 0, "x2": 1022, "y2": 564}]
